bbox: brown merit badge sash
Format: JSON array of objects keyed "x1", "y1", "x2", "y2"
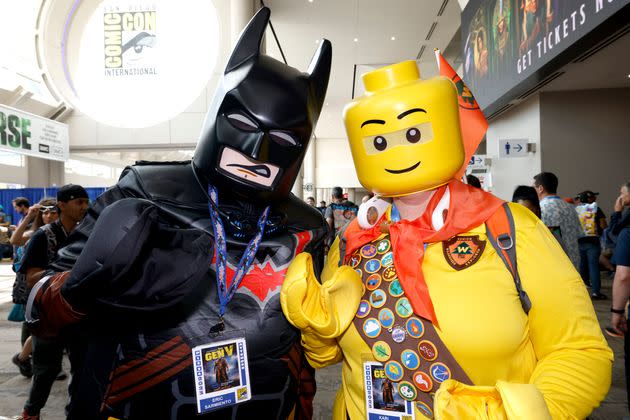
[{"x1": 349, "y1": 234, "x2": 471, "y2": 418}]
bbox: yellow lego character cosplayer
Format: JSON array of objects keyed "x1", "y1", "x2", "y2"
[{"x1": 281, "y1": 60, "x2": 612, "y2": 419}]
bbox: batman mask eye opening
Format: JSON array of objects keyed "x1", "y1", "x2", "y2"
[
  {"x1": 269, "y1": 130, "x2": 298, "y2": 147},
  {"x1": 227, "y1": 112, "x2": 259, "y2": 132}
]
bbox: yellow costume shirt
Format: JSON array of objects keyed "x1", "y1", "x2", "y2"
[{"x1": 282, "y1": 202, "x2": 612, "y2": 419}]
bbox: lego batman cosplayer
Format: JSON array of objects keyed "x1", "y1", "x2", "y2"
[{"x1": 27, "y1": 8, "x2": 331, "y2": 420}]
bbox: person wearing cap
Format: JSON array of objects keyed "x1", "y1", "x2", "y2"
[
  {"x1": 575, "y1": 190, "x2": 608, "y2": 299},
  {"x1": 18, "y1": 184, "x2": 89, "y2": 420}
]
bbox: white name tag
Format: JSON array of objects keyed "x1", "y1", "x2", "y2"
[{"x1": 192, "y1": 337, "x2": 251, "y2": 414}]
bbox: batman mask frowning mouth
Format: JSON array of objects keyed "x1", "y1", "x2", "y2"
[{"x1": 219, "y1": 146, "x2": 281, "y2": 188}]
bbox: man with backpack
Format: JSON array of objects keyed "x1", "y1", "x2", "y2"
[
  {"x1": 19, "y1": 184, "x2": 89, "y2": 420},
  {"x1": 575, "y1": 190, "x2": 608, "y2": 299}
]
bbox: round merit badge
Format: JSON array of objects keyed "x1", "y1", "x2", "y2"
[
  {"x1": 397, "y1": 381, "x2": 417, "y2": 401},
  {"x1": 401, "y1": 349, "x2": 420, "y2": 370},
  {"x1": 355, "y1": 269, "x2": 362, "y2": 278},
  {"x1": 383, "y1": 266, "x2": 397, "y2": 281},
  {"x1": 378, "y1": 308, "x2": 395, "y2": 329},
  {"x1": 412, "y1": 371, "x2": 433, "y2": 393},
  {"x1": 369, "y1": 289, "x2": 387, "y2": 308},
  {"x1": 395, "y1": 297, "x2": 413, "y2": 318},
  {"x1": 380, "y1": 252, "x2": 394, "y2": 267},
  {"x1": 418, "y1": 340, "x2": 438, "y2": 361},
  {"x1": 361, "y1": 244, "x2": 377, "y2": 258},
  {"x1": 430, "y1": 362, "x2": 451, "y2": 383},
  {"x1": 389, "y1": 279, "x2": 404, "y2": 297},
  {"x1": 376, "y1": 239, "x2": 391, "y2": 254},
  {"x1": 405, "y1": 317, "x2": 425, "y2": 339},
  {"x1": 384, "y1": 360, "x2": 404, "y2": 382},
  {"x1": 364, "y1": 259, "x2": 381, "y2": 274},
  {"x1": 366, "y1": 273, "x2": 382, "y2": 290},
  {"x1": 349, "y1": 255, "x2": 361, "y2": 268},
  {"x1": 356, "y1": 300, "x2": 371, "y2": 318},
  {"x1": 363, "y1": 318, "x2": 381, "y2": 338},
  {"x1": 372, "y1": 341, "x2": 392, "y2": 362},
  {"x1": 416, "y1": 401, "x2": 434, "y2": 418},
  {"x1": 391, "y1": 325, "x2": 406, "y2": 343}
]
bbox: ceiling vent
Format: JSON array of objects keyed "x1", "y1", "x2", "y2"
[
  {"x1": 426, "y1": 22, "x2": 438, "y2": 41},
  {"x1": 487, "y1": 103, "x2": 513, "y2": 121},
  {"x1": 416, "y1": 45, "x2": 426, "y2": 60},
  {"x1": 516, "y1": 71, "x2": 565, "y2": 100},
  {"x1": 437, "y1": 0, "x2": 449, "y2": 17},
  {"x1": 572, "y1": 23, "x2": 630, "y2": 63}
]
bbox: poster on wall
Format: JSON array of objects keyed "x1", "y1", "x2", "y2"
[
  {"x1": 462, "y1": 0, "x2": 630, "y2": 111},
  {"x1": 0, "y1": 104, "x2": 69, "y2": 162}
]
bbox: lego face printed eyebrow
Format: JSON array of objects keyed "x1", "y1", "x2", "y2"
[
  {"x1": 397, "y1": 108, "x2": 427, "y2": 120},
  {"x1": 361, "y1": 119, "x2": 385, "y2": 128}
]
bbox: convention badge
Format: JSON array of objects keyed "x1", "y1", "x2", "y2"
[
  {"x1": 384, "y1": 360, "x2": 404, "y2": 382},
  {"x1": 389, "y1": 280, "x2": 404, "y2": 297},
  {"x1": 191, "y1": 337, "x2": 251, "y2": 414},
  {"x1": 370, "y1": 289, "x2": 387, "y2": 308},
  {"x1": 378, "y1": 308, "x2": 396, "y2": 329},
  {"x1": 361, "y1": 244, "x2": 378, "y2": 258},
  {"x1": 415, "y1": 401, "x2": 433, "y2": 419},
  {"x1": 372, "y1": 341, "x2": 392, "y2": 362},
  {"x1": 442, "y1": 235, "x2": 485, "y2": 271},
  {"x1": 365, "y1": 258, "x2": 382, "y2": 274},
  {"x1": 363, "y1": 361, "x2": 415, "y2": 420},
  {"x1": 391, "y1": 325, "x2": 406, "y2": 343},
  {"x1": 381, "y1": 252, "x2": 394, "y2": 267},
  {"x1": 429, "y1": 362, "x2": 451, "y2": 383},
  {"x1": 383, "y1": 266, "x2": 397, "y2": 281},
  {"x1": 366, "y1": 274, "x2": 382, "y2": 291},
  {"x1": 364, "y1": 318, "x2": 382, "y2": 339},
  {"x1": 405, "y1": 317, "x2": 424, "y2": 339},
  {"x1": 376, "y1": 238, "x2": 391, "y2": 254},
  {"x1": 395, "y1": 297, "x2": 413, "y2": 318},
  {"x1": 400, "y1": 350, "x2": 420, "y2": 371},
  {"x1": 412, "y1": 371, "x2": 433, "y2": 393},
  {"x1": 356, "y1": 300, "x2": 371, "y2": 318},
  {"x1": 417, "y1": 341, "x2": 438, "y2": 362},
  {"x1": 397, "y1": 381, "x2": 417, "y2": 401},
  {"x1": 350, "y1": 254, "x2": 362, "y2": 268}
]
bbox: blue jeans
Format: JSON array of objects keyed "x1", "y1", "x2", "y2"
[{"x1": 579, "y1": 241, "x2": 601, "y2": 294}]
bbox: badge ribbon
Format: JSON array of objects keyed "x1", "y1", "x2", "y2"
[{"x1": 351, "y1": 233, "x2": 471, "y2": 417}]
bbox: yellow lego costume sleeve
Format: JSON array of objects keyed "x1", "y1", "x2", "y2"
[{"x1": 280, "y1": 240, "x2": 362, "y2": 368}]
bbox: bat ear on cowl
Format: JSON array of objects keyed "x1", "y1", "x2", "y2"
[
  {"x1": 224, "y1": 7, "x2": 270, "y2": 74},
  {"x1": 307, "y1": 39, "x2": 332, "y2": 123}
]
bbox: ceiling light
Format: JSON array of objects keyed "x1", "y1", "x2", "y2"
[
  {"x1": 308, "y1": 0, "x2": 313, "y2": 2},
  {"x1": 353, "y1": 38, "x2": 358, "y2": 42},
  {"x1": 391, "y1": 36, "x2": 396, "y2": 41},
  {"x1": 315, "y1": 39, "x2": 320, "y2": 44}
]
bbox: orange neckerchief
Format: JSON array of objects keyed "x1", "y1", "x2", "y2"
[{"x1": 343, "y1": 179, "x2": 504, "y2": 327}]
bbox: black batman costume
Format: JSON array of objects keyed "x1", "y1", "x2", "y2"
[{"x1": 29, "y1": 8, "x2": 331, "y2": 420}]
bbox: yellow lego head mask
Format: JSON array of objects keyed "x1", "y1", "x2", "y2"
[{"x1": 344, "y1": 60, "x2": 464, "y2": 197}]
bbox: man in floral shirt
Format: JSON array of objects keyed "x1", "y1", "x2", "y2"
[{"x1": 534, "y1": 172, "x2": 583, "y2": 269}]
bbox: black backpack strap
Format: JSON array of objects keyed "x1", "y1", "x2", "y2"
[
  {"x1": 486, "y1": 203, "x2": 532, "y2": 314},
  {"x1": 337, "y1": 223, "x2": 351, "y2": 267}
]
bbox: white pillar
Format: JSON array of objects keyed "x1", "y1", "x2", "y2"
[
  {"x1": 231, "y1": 0, "x2": 256, "y2": 48},
  {"x1": 302, "y1": 141, "x2": 316, "y2": 199},
  {"x1": 292, "y1": 165, "x2": 304, "y2": 199}
]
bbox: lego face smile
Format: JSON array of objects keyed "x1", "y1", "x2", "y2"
[{"x1": 344, "y1": 61, "x2": 465, "y2": 197}]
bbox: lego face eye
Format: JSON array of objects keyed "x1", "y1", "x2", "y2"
[
  {"x1": 362, "y1": 122, "x2": 434, "y2": 155},
  {"x1": 374, "y1": 136, "x2": 387, "y2": 151},
  {"x1": 406, "y1": 127, "x2": 421, "y2": 143},
  {"x1": 269, "y1": 130, "x2": 298, "y2": 147},
  {"x1": 227, "y1": 113, "x2": 258, "y2": 132}
]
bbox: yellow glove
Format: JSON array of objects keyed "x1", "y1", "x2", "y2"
[
  {"x1": 281, "y1": 252, "x2": 362, "y2": 338},
  {"x1": 434, "y1": 380, "x2": 551, "y2": 420}
]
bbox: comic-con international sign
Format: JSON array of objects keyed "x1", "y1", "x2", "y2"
[
  {"x1": 461, "y1": 0, "x2": 630, "y2": 110},
  {"x1": 0, "y1": 104, "x2": 69, "y2": 162},
  {"x1": 103, "y1": 4, "x2": 157, "y2": 77}
]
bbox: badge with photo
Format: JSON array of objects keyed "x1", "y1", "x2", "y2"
[
  {"x1": 192, "y1": 337, "x2": 251, "y2": 414},
  {"x1": 364, "y1": 361, "x2": 415, "y2": 420}
]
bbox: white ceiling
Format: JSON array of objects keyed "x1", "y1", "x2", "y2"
[{"x1": 264, "y1": 0, "x2": 463, "y2": 139}]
